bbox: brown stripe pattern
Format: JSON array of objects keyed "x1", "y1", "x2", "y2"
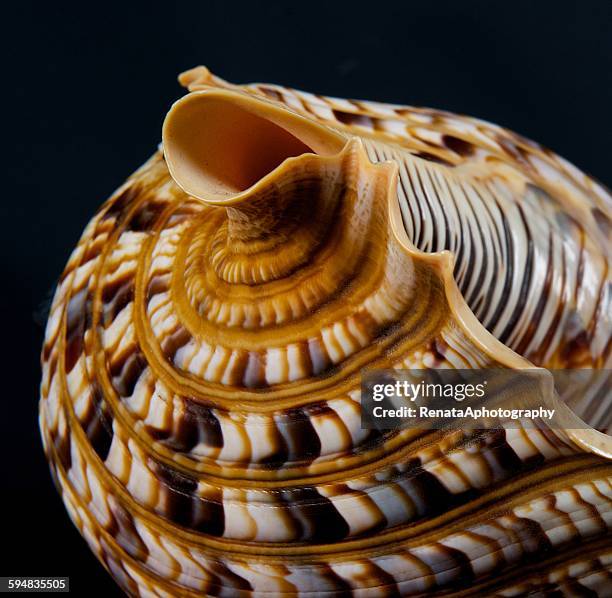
[{"x1": 40, "y1": 67, "x2": 612, "y2": 596}]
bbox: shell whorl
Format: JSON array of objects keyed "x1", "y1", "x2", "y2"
[{"x1": 39, "y1": 67, "x2": 611, "y2": 596}]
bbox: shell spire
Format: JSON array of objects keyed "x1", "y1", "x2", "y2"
[{"x1": 39, "y1": 66, "x2": 612, "y2": 596}]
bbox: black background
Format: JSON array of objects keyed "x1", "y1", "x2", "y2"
[{"x1": 4, "y1": 1, "x2": 611, "y2": 595}]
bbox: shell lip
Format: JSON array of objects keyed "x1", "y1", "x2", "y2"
[
  {"x1": 382, "y1": 153, "x2": 612, "y2": 458},
  {"x1": 162, "y1": 87, "x2": 346, "y2": 206}
]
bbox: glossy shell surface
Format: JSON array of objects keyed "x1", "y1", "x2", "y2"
[{"x1": 40, "y1": 67, "x2": 611, "y2": 596}]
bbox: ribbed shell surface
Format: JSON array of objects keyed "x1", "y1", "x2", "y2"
[{"x1": 39, "y1": 67, "x2": 611, "y2": 597}]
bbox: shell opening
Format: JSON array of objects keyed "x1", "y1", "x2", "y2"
[{"x1": 162, "y1": 90, "x2": 345, "y2": 203}]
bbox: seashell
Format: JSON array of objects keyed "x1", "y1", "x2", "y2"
[{"x1": 39, "y1": 66, "x2": 611, "y2": 596}]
